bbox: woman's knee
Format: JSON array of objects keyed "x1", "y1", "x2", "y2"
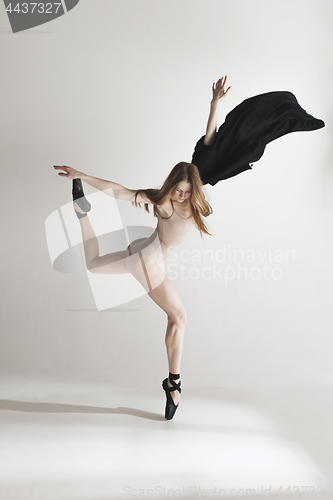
[{"x1": 168, "y1": 308, "x2": 187, "y2": 328}]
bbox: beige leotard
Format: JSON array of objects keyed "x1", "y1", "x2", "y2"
[{"x1": 127, "y1": 199, "x2": 194, "y2": 265}]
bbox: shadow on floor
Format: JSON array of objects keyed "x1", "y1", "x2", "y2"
[{"x1": 0, "y1": 399, "x2": 164, "y2": 421}]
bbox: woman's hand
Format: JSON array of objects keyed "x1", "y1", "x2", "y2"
[
  {"x1": 211, "y1": 75, "x2": 231, "y2": 103},
  {"x1": 53, "y1": 165, "x2": 83, "y2": 179},
  {"x1": 203, "y1": 75, "x2": 231, "y2": 146}
]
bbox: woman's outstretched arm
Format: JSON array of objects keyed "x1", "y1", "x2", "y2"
[
  {"x1": 53, "y1": 165, "x2": 152, "y2": 203},
  {"x1": 204, "y1": 75, "x2": 231, "y2": 146}
]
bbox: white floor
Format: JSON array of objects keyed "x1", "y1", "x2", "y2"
[{"x1": 0, "y1": 381, "x2": 332, "y2": 500}]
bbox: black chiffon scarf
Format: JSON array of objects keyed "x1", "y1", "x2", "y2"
[{"x1": 191, "y1": 91, "x2": 325, "y2": 186}]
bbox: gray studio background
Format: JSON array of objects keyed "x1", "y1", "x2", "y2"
[{"x1": 1, "y1": 1, "x2": 332, "y2": 398}]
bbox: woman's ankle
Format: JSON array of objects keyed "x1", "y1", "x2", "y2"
[{"x1": 73, "y1": 201, "x2": 88, "y2": 219}]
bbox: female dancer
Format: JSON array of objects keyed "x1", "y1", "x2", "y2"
[
  {"x1": 52, "y1": 77, "x2": 228, "y2": 418},
  {"x1": 53, "y1": 75, "x2": 324, "y2": 420},
  {"x1": 53, "y1": 159, "x2": 212, "y2": 420}
]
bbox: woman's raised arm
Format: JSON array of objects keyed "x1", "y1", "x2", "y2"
[
  {"x1": 53, "y1": 165, "x2": 152, "y2": 204},
  {"x1": 204, "y1": 75, "x2": 231, "y2": 146}
]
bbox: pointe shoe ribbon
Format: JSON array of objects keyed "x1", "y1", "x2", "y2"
[{"x1": 162, "y1": 372, "x2": 181, "y2": 420}]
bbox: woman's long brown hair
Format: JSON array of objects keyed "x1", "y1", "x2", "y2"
[{"x1": 131, "y1": 162, "x2": 213, "y2": 237}]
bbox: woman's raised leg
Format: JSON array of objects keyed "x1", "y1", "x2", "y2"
[{"x1": 75, "y1": 202, "x2": 129, "y2": 274}]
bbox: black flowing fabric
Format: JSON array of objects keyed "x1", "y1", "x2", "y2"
[{"x1": 191, "y1": 91, "x2": 325, "y2": 186}]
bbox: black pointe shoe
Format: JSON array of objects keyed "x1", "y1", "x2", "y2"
[
  {"x1": 162, "y1": 372, "x2": 181, "y2": 420},
  {"x1": 72, "y1": 179, "x2": 91, "y2": 218}
]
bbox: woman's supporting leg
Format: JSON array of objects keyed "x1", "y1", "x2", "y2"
[
  {"x1": 76, "y1": 202, "x2": 185, "y2": 406},
  {"x1": 145, "y1": 270, "x2": 187, "y2": 406}
]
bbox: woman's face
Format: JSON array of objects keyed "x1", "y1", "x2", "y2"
[{"x1": 173, "y1": 181, "x2": 192, "y2": 203}]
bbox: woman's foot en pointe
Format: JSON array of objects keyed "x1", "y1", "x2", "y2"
[{"x1": 162, "y1": 372, "x2": 181, "y2": 420}]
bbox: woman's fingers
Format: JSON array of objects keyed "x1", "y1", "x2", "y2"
[
  {"x1": 212, "y1": 75, "x2": 230, "y2": 100},
  {"x1": 53, "y1": 165, "x2": 73, "y2": 178},
  {"x1": 54, "y1": 165, "x2": 68, "y2": 172},
  {"x1": 53, "y1": 165, "x2": 82, "y2": 180},
  {"x1": 212, "y1": 76, "x2": 227, "y2": 90}
]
